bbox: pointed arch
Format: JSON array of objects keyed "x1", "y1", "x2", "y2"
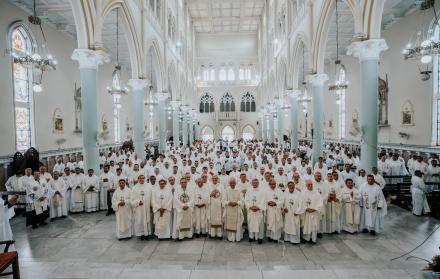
[{"x1": 145, "y1": 39, "x2": 165, "y2": 93}]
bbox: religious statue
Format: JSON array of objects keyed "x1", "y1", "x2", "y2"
[
  {"x1": 378, "y1": 75, "x2": 389, "y2": 126},
  {"x1": 74, "y1": 83, "x2": 82, "y2": 133}
]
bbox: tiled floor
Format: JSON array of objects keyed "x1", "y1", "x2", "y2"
[{"x1": 5, "y1": 205, "x2": 440, "y2": 279}]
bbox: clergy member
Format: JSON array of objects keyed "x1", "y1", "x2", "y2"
[
  {"x1": 341, "y1": 178, "x2": 360, "y2": 233},
  {"x1": 131, "y1": 174, "x2": 152, "y2": 240},
  {"x1": 283, "y1": 181, "x2": 303, "y2": 244},
  {"x1": 193, "y1": 178, "x2": 209, "y2": 237},
  {"x1": 411, "y1": 170, "x2": 431, "y2": 216},
  {"x1": 359, "y1": 175, "x2": 387, "y2": 235},
  {"x1": 223, "y1": 177, "x2": 244, "y2": 242},
  {"x1": 48, "y1": 171, "x2": 68, "y2": 220},
  {"x1": 245, "y1": 178, "x2": 266, "y2": 244},
  {"x1": 152, "y1": 178, "x2": 173, "y2": 239},
  {"x1": 84, "y1": 169, "x2": 99, "y2": 212},
  {"x1": 112, "y1": 179, "x2": 132, "y2": 239},
  {"x1": 174, "y1": 178, "x2": 194, "y2": 240},
  {"x1": 265, "y1": 179, "x2": 284, "y2": 241},
  {"x1": 208, "y1": 175, "x2": 224, "y2": 239}
]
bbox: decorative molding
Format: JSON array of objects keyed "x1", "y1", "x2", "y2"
[
  {"x1": 71, "y1": 48, "x2": 110, "y2": 69},
  {"x1": 347, "y1": 39, "x2": 388, "y2": 62}
]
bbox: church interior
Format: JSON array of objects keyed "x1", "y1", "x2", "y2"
[{"x1": 0, "y1": 0, "x2": 440, "y2": 278}]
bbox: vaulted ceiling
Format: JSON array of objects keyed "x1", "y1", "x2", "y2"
[{"x1": 188, "y1": 0, "x2": 265, "y2": 33}]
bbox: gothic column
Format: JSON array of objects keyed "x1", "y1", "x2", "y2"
[
  {"x1": 188, "y1": 110, "x2": 194, "y2": 144},
  {"x1": 276, "y1": 99, "x2": 284, "y2": 146},
  {"x1": 288, "y1": 89, "x2": 301, "y2": 151},
  {"x1": 268, "y1": 105, "x2": 275, "y2": 143},
  {"x1": 258, "y1": 112, "x2": 264, "y2": 141},
  {"x1": 71, "y1": 49, "x2": 109, "y2": 173},
  {"x1": 307, "y1": 74, "x2": 328, "y2": 164},
  {"x1": 128, "y1": 79, "x2": 149, "y2": 159},
  {"x1": 182, "y1": 107, "x2": 188, "y2": 146},
  {"x1": 171, "y1": 101, "x2": 180, "y2": 147},
  {"x1": 194, "y1": 113, "x2": 200, "y2": 141},
  {"x1": 156, "y1": 92, "x2": 169, "y2": 153},
  {"x1": 347, "y1": 39, "x2": 388, "y2": 171}
]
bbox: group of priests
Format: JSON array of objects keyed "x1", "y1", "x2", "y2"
[{"x1": 4, "y1": 139, "x2": 395, "y2": 244}]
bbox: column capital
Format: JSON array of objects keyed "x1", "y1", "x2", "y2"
[
  {"x1": 170, "y1": 100, "x2": 181, "y2": 108},
  {"x1": 155, "y1": 92, "x2": 170, "y2": 101},
  {"x1": 71, "y1": 49, "x2": 110, "y2": 69},
  {"x1": 347, "y1": 39, "x2": 388, "y2": 62},
  {"x1": 128, "y1": 79, "x2": 150, "y2": 91},
  {"x1": 307, "y1": 74, "x2": 328, "y2": 87},
  {"x1": 286, "y1": 89, "x2": 302, "y2": 98}
]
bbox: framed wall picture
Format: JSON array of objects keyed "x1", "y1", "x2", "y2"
[
  {"x1": 401, "y1": 100, "x2": 414, "y2": 127},
  {"x1": 53, "y1": 108, "x2": 64, "y2": 133}
]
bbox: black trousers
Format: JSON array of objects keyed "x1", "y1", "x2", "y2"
[{"x1": 26, "y1": 209, "x2": 49, "y2": 227}]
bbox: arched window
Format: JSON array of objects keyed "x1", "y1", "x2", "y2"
[
  {"x1": 209, "y1": 68, "x2": 215, "y2": 80},
  {"x1": 238, "y1": 66, "x2": 245, "y2": 80},
  {"x1": 221, "y1": 125, "x2": 235, "y2": 141},
  {"x1": 112, "y1": 71, "x2": 122, "y2": 142},
  {"x1": 227, "y1": 67, "x2": 235, "y2": 80},
  {"x1": 199, "y1": 93, "x2": 215, "y2": 113},
  {"x1": 201, "y1": 126, "x2": 214, "y2": 142},
  {"x1": 11, "y1": 24, "x2": 34, "y2": 151},
  {"x1": 245, "y1": 65, "x2": 252, "y2": 80},
  {"x1": 433, "y1": 25, "x2": 440, "y2": 145},
  {"x1": 201, "y1": 66, "x2": 209, "y2": 81},
  {"x1": 242, "y1": 125, "x2": 255, "y2": 141},
  {"x1": 219, "y1": 68, "x2": 227, "y2": 81},
  {"x1": 240, "y1": 92, "x2": 256, "y2": 112},
  {"x1": 336, "y1": 67, "x2": 346, "y2": 139},
  {"x1": 220, "y1": 92, "x2": 235, "y2": 112}
]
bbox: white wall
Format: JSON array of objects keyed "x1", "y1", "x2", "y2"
[
  {"x1": 0, "y1": 1, "x2": 131, "y2": 156},
  {"x1": 321, "y1": 8, "x2": 434, "y2": 146}
]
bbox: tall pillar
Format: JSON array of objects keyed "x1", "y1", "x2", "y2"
[
  {"x1": 182, "y1": 107, "x2": 188, "y2": 146},
  {"x1": 71, "y1": 49, "x2": 109, "y2": 173},
  {"x1": 156, "y1": 92, "x2": 169, "y2": 153},
  {"x1": 267, "y1": 109, "x2": 274, "y2": 143},
  {"x1": 347, "y1": 39, "x2": 388, "y2": 171},
  {"x1": 189, "y1": 111, "x2": 194, "y2": 144},
  {"x1": 288, "y1": 89, "x2": 301, "y2": 151},
  {"x1": 171, "y1": 101, "x2": 180, "y2": 147},
  {"x1": 258, "y1": 113, "x2": 264, "y2": 141},
  {"x1": 276, "y1": 100, "x2": 284, "y2": 146},
  {"x1": 307, "y1": 74, "x2": 328, "y2": 165},
  {"x1": 194, "y1": 114, "x2": 200, "y2": 140},
  {"x1": 129, "y1": 79, "x2": 149, "y2": 159}
]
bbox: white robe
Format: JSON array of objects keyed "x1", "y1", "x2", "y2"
[
  {"x1": 62, "y1": 175, "x2": 73, "y2": 212},
  {"x1": 411, "y1": 176, "x2": 430, "y2": 216},
  {"x1": 341, "y1": 187, "x2": 361, "y2": 233},
  {"x1": 0, "y1": 198, "x2": 14, "y2": 251},
  {"x1": 70, "y1": 173, "x2": 85, "y2": 212},
  {"x1": 152, "y1": 187, "x2": 173, "y2": 239},
  {"x1": 84, "y1": 175, "x2": 100, "y2": 212},
  {"x1": 193, "y1": 185, "x2": 210, "y2": 234},
  {"x1": 131, "y1": 183, "x2": 152, "y2": 236},
  {"x1": 173, "y1": 187, "x2": 194, "y2": 239},
  {"x1": 264, "y1": 187, "x2": 284, "y2": 240},
  {"x1": 48, "y1": 178, "x2": 68, "y2": 218},
  {"x1": 325, "y1": 181, "x2": 342, "y2": 233},
  {"x1": 283, "y1": 190, "x2": 303, "y2": 243},
  {"x1": 112, "y1": 187, "x2": 133, "y2": 239},
  {"x1": 359, "y1": 183, "x2": 387, "y2": 233},
  {"x1": 301, "y1": 189, "x2": 323, "y2": 242},
  {"x1": 245, "y1": 186, "x2": 266, "y2": 239},
  {"x1": 223, "y1": 187, "x2": 244, "y2": 242},
  {"x1": 313, "y1": 180, "x2": 329, "y2": 234},
  {"x1": 99, "y1": 171, "x2": 115, "y2": 210},
  {"x1": 207, "y1": 183, "x2": 224, "y2": 237}
]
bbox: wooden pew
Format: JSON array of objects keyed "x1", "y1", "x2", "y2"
[{"x1": 0, "y1": 240, "x2": 20, "y2": 279}]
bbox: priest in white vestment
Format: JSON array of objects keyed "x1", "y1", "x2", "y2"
[
  {"x1": 70, "y1": 168, "x2": 85, "y2": 213},
  {"x1": 359, "y1": 175, "x2": 387, "y2": 235},
  {"x1": 48, "y1": 171, "x2": 68, "y2": 219},
  {"x1": 25, "y1": 171, "x2": 49, "y2": 228},
  {"x1": 173, "y1": 178, "x2": 194, "y2": 240},
  {"x1": 341, "y1": 179, "x2": 361, "y2": 233},
  {"x1": 62, "y1": 168, "x2": 73, "y2": 212},
  {"x1": 301, "y1": 179, "x2": 323, "y2": 244},
  {"x1": 0, "y1": 196, "x2": 17, "y2": 251},
  {"x1": 313, "y1": 172, "x2": 328, "y2": 237},
  {"x1": 325, "y1": 173, "x2": 342, "y2": 233},
  {"x1": 265, "y1": 179, "x2": 284, "y2": 241},
  {"x1": 84, "y1": 169, "x2": 100, "y2": 212},
  {"x1": 131, "y1": 175, "x2": 152, "y2": 239},
  {"x1": 283, "y1": 181, "x2": 303, "y2": 244},
  {"x1": 112, "y1": 179, "x2": 132, "y2": 239},
  {"x1": 223, "y1": 178, "x2": 244, "y2": 242},
  {"x1": 208, "y1": 175, "x2": 224, "y2": 239},
  {"x1": 411, "y1": 170, "x2": 431, "y2": 216},
  {"x1": 152, "y1": 179, "x2": 173, "y2": 239},
  {"x1": 245, "y1": 178, "x2": 266, "y2": 244},
  {"x1": 99, "y1": 165, "x2": 115, "y2": 212},
  {"x1": 193, "y1": 178, "x2": 209, "y2": 236}
]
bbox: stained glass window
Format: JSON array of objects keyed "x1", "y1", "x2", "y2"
[
  {"x1": 11, "y1": 25, "x2": 34, "y2": 151},
  {"x1": 220, "y1": 92, "x2": 235, "y2": 112},
  {"x1": 241, "y1": 92, "x2": 256, "y2": 112},
  {"x1": 199, "y1": 93, "x2": 214, "y2": 113}
]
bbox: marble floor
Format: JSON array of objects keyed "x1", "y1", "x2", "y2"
[{"x1": 4, "y1": 205, "x2": 440, "y2": 279}]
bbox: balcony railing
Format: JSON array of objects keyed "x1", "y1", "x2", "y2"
[{"x1": 218, "y1": 111, "x2": 238, "y2": 120}]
